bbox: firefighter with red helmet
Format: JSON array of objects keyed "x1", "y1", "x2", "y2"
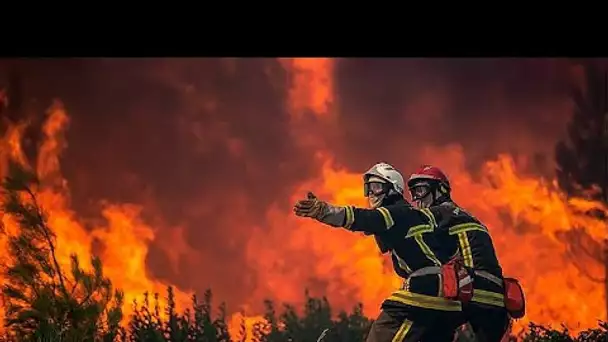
[
  {"x1": 407, "y1": 165, "x2": 524, "y2": 342},
  {"x1": 293, "y1": 162, "x2": 462, "y2": 342}
]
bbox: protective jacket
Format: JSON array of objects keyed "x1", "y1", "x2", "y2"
[
  {"x1": 340, "y1": 199, "x2": 461, "y2": 314},
  {"x1": 428, "y1": 201, "x2": 512, "y2": 342},
  {"x1": 429, "y1": 201, "x2": 505, "y2": 308}
]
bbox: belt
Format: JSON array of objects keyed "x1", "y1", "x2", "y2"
[
  {"x1": 409, "y1": 268, "x2": 502, "y2": 286},
  {"x1": 400, "y1": 266, "x2": 442, "y2": 291},
  {"x1": 474, "y1": 270, "x2": 503, "y2": 287},
  {"x1": 408, "y1": 266, "x2": 441, "y2": 278}
]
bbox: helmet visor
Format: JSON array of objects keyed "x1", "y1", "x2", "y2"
[
  {"x1": 409, "y1": 184, "x2": 431, "y2": 201},
  {"x1": 364, "y1": 181, "x2": 388, "y2": 197}
]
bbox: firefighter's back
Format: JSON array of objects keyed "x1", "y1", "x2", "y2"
[
  {"x1": 367, "y1": 203, "x2": 462, "y2": 342},
  {"x1": 436, "y1": 201, "x2": 510, "y2": 342}
]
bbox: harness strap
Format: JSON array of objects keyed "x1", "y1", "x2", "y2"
[
  {"x1": 408, "y1": 266, "x2": 441, "y2": 278},
  {"x1": 475, "y1": 270, "x2": 503, "y2": 287},
  {"x1": 410, "y1": 267, "x2": 502, "y2": 286}
]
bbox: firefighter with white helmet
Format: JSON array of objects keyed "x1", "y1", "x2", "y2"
[
  {"x1": 294, "y1": 162, "x2": 462, "y2": 342},
  {"x1": 362, "y1": 162, "x2": 405, "y2": 208}
]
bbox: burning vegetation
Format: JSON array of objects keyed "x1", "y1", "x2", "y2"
[{"x1": 0, "y1": 58, "x2": 606, "y2": 341}]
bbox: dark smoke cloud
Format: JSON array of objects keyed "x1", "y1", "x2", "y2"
[
  {"x1": 0, "y1": 58, "x2": 319, "y2": 305},
  {"x1": 0, "y1": 58, "x2": 579, "y2": 309},
  {"x1": 332, "y1": 58, "x2": 576, "y2": 177}
]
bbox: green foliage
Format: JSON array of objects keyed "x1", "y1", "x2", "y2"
[
  {"x1": 0, "y1": 161, "x2": 124, "y2": 341},
  {"x1": 519, "y1": 321, "x2": 608, "y2": 342},
  {"x1": 250, "y1": 290, "x2": 371, "y2": 342},
  {"x1": 122, "y1": 287, "x2": 373, "y2": 342},
  {"x1": 0, "y1": 160, "x2": 606, "y2": 342}
]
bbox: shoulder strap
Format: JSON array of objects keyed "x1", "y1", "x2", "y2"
[{"x1": 435, "y1": 202, "x2": 457, "y2": 228}]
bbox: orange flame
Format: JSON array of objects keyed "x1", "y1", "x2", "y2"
[
  {"x1": 0, "y1": 100, "x2": 192, "y2": 330},
  {"x1": 245, "y1": 148, "x2": 606, "y2": 337},
  {"x1": 0, "y1": 60, "x2": 605, "y2": 342},
  {"x1": 237, "y1": 59, "x2": 607, "y2": 339}
]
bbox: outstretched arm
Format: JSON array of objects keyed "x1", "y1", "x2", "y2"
[{"x1": 293, "y1": 192, "x2": 433, "y2": 236}]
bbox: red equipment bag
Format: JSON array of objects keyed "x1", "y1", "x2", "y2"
[
  {"x1": 441, "y1": 257, "x2": 474, "y2": 303},
  {"x1": 503, "y1": 277, "x2": 525, "y2": 319}
]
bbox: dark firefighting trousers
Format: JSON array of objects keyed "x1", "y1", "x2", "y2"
[
  {"x1": 366, "y1": 309, "x2": 461, "y2": 342},
  {"x1": 365, "y1": 277, "x2": 463, "y2": 342},
  {"x1": 465, "y1": 274, "x2": 511, "y2": 342},
  {"x1": 464, "y1": 304, "x2": 510, "y2": 342}
]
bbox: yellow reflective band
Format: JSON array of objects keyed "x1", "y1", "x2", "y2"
[
  {"x1": 419, "y1": 208, "x2": 437, "y2": 228},
  {"x1": 388, "y1": 290, "x2": 462, "y2": 312},
  {"x1": 344, "y1": 206, "x2": 355, "y2": 229},
  {"x1": 405, "y1": 224, "x2": 433, "y2": 238},
  {"x1": 414, "y1": 234, "x2": 442, "y2": 266},
  {"x1": 392, "y1": 319, "x2": 413, "y2": 342},
  {"x1": 376, "y1": 207, "x2": 395, "y2": 229},
  {"x1": 472, "y1": 289, "x2": 505, "y2": 307},
  {"x1": 449, "y1": 223, "x2": 488, "y2": 235},
  {"x1": 393, "y1": 251, "x2": 412, "y2": 274},
  {"x1": 457, "y1": 232, "x2": 474, "y2": 267}
]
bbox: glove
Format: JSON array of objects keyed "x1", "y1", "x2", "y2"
[
  {"x1": 293, "y1": 192, "x2": 345, "y2": 227},
  {"x1": 294, "y1": 192, "x2": 326, "y2": 219}
]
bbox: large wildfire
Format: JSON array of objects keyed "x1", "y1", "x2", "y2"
[{"x1": 0, "y1": 58, "x2": 605, "y2": 340}]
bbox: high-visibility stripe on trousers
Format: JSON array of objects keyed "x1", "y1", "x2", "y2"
[
  {"x1": 365, "y1": 310, "x2": 460, "y2": 342},
  {"x1": 386, "y1": 289, "x2": 462, "y2": 312}
]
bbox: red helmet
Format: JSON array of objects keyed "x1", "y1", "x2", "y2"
[{"x1": 407, "y1": 165, "x2": 451, "y2": 191}]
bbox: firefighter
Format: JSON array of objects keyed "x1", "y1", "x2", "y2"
[
  {"x1": 406, "y1": 165, "x2": 513, "y2": 342},
  {"x1": 293, "y1": 162, "x2": 462, "y2": 342}
]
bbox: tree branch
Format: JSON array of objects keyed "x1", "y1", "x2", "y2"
[{"x1": 24, "y1": 187, "x2": 69, "y2": 300}]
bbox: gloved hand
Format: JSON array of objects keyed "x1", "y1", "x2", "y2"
[
  {"x1": 293, "y1": 192, "x2": 327, "y2": 219},
  {"x1": 293, "y1": 192, "x2": 345, "y2": 227}
]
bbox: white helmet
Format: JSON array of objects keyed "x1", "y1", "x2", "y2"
[{"x1": 363, "y1": 162, "x2": 405, "y2": 197}]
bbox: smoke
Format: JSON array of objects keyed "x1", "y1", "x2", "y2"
[
  {"x1": 331, "y1": 58, "x2": 576, "y2": 176},
  {"x1": 0, "y1": 57, "x2": 581, "y2": 313}
]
